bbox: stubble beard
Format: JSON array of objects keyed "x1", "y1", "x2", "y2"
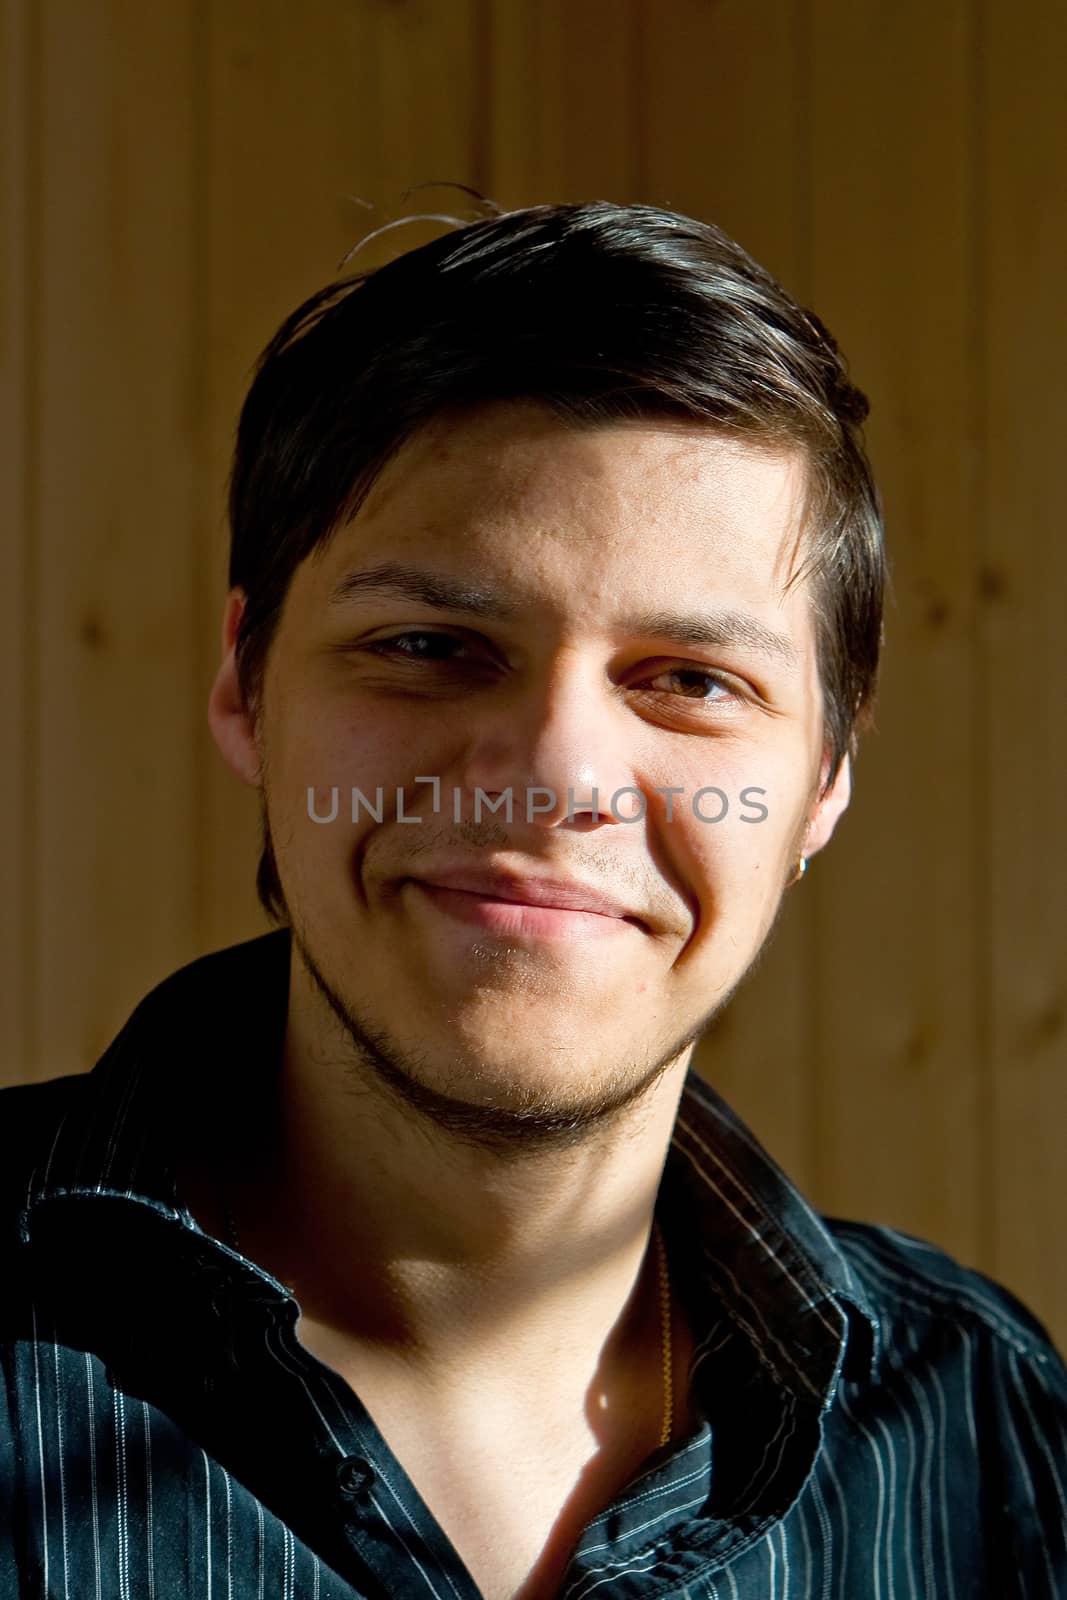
[
  {"x1": 287, "y1": 910, "x2": 725, "y2": 1160},
  {"x1": 262, "y1": 800, "x2": 779, "y2": 1160}
]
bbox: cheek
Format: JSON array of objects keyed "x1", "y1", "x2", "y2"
[
  {"x1": 267, "y1": 690, "x2": 419, "y2": 795},
  {"x1": 660, "y1": 749, "x2": 804, "y2": 895},
  {"x1": 262, "y1": 703, "x2": 400, "y2": 885}
]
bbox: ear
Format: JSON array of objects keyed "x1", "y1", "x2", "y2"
[
  {"x1": 801, "y1": 747, "x2": 852, "y2": 860},
  {"x1": 206, "y1": 587, "x2": 263, "y2": 788}
]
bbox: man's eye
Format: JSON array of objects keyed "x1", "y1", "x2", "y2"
[
  {"x1": 364, "y1": 631, "x2": 472, "y2": 662},
  {"x1": 640, "y1": 666, "x2": 742, "y2": 703}
]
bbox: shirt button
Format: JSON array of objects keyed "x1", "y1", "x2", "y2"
[{"x1": 336, "y1": 1456, "x2": 375, "y2": 1497}]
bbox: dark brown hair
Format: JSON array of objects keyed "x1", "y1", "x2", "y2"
[{"x1": 227, "y1": 201, "x2": 887, "y2": 925}]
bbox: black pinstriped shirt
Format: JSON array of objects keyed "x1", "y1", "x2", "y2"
[{"x1": 3, "y1": 928, "x2": 1066, "y2": 1598}]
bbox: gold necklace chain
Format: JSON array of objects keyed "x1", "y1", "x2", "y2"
[
  {"x1": 220, "y1": 1191, "x2": 674, "y2": 1450},
  {"x1": 652, "y1": 1218, "x2": 673, "y2": 1449}
]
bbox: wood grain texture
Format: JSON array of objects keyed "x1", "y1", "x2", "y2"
[
  {"x1": 804, "y1": 0, "x2": 983, "y2": 1264},
  {"x1": 486, "y1": 0, "x2": 642, "y2": 205},
  {"x1": 982, "y1": 0, "x2": 1067, "y2": 1336},
  {"x1": 31, "y1": 1, "x2": 200, "y2": 1072},
  {"x1": 633, "y1": 0, "x2": 808, "y2": 286},
  {"x1": 0, "y1": 0, "x2": 32, "y2": 1075}
]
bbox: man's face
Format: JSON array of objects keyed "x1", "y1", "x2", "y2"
[{"x1": 218, "y1": 400, "x2": 848, "y2": 1124}]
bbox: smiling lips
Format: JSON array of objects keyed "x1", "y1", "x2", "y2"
[{"x1": 408, "y1": 866, "x2": 647, "y2": 939}]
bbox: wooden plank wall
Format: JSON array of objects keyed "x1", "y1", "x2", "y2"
[{"x1": 2, "y1": 0, "x2": 1064, "y2": 1346}]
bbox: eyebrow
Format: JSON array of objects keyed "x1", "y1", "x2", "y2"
[
  {"x1": 328, "y1": 562, "x2": 521, "y2": 620},
  {"x1": 620, "y1": 606, "x2": 798, "y2": 667},
  {"x1": 327, "y1": 560, "x2": 798, "y2": 667}
]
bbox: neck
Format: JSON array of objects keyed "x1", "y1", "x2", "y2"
[{"x1": 219, "y1": 949, "x2": 693, "y2": 1429}]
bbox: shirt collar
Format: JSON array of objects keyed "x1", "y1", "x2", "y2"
[{"x1": 666, "y1": 1073, "x2": 881, "y2": 1395}]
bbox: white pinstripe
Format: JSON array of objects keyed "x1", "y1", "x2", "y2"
[
  {"x1": 141, "y1": 1400, "x2": 155, "y2": 1600},
  {"x1": 959, "y1": 1323, "x2": 979, "y2": 1458},
  {"x1": 818, "y1": 1428, "x2": 850, "y2": 1600},
  {"x1": 52, "y1": 1336, "x2": 70, "y2": 1599},
  {"x1": 838, "y1": 1376, "x2": 889, "y2": 1600},
  {"x1": 202, "y1": 1450, "x2": 213, "y2": 1600},
  {"x1": 29, "y1": 1304, "x2": 50, "y2": 1597},
  {"x1": 900, "y1": 1328, "x2": 938, "y2": 1599},
  {"x1": 809, "y1": 1462, "x2": 834, "y2": 1600},
  {"x1": 880, "y1": 1350, "x2": 920, "y2": 1597},
  {"x1": 796, "y1": 1477, "x2": 814, "y2": 1597},
  {"x1": 928, "y1": 1362, "x2": 958, "y2": 1600},
  {"x1": 84, "y1": 1353, "x2": 102, "y2": 1600},
  {"x1": 779, "y1": 1518, "x2": 790, "y2": 1597},
  {"x1": 114, "y1": 1388, "x2": 130, "y2": 1600},
  {"x1": 224, "y1": 1459, "x2": 234, "y2": 1600}
]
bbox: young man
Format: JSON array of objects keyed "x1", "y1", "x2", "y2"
[{"x1": 3, "y1": 202, "x2": 1065, "y2": 1599}]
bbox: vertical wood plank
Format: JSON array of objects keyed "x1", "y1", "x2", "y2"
[
  {"x1": 807, "y1": 0, "x2": 983, "y2": 1262},
  {"x1": 350, "y1": 0, "x2": 483, "y2": 210},
  {"x1": 635, "y1": 0, "x2": 808, "y2": 290},
  {"x1": 983, "y1": 0, "x2": 1067, "y2": 1343},
  {"x1": 485, "y1": 0, "x2": 642, "y2": 205},
  {"x1": 31, "y1": 0, "x2": 200, "y2": 1075},
  {"x1": 200, "y1": 0, "x2": 484, "y2": 958},
  {"x1": 0, "y1": 0, "x2": 32, "y2": 1081}
]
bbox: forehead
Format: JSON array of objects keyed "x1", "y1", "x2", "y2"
[{"x1": 310, "y1": 399, "x2": 814, "y2": 624}]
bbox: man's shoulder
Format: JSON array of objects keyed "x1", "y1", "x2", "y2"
[
  {"x1": 824, "y1": 1213, "x2": 1067, "y2": 1375},
  {"x1": 0, "y1": 929, "x2": 291, "y2": 1229},
  {"x1": 0, "y1": 1071, "x2": 89, "y2": 1161},
  {"x1": 0, "y1": 1072, "x2": 90, "y2": 1243}
]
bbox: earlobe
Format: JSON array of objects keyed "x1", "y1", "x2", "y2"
[
  {"x1": 802, "y1": 749, "x2": 852, "y2": 860},
  {"x1": 206, "y1": 588, "x2": 262, "y2": 789}
]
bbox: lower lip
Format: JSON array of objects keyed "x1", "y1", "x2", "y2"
[{"x1": 411, "y1": 882, "x2": 639, "y2": 940}]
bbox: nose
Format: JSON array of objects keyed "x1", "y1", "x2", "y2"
[{"x1": 458, "y1": 649, "x2": 643, "y2": 830}]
